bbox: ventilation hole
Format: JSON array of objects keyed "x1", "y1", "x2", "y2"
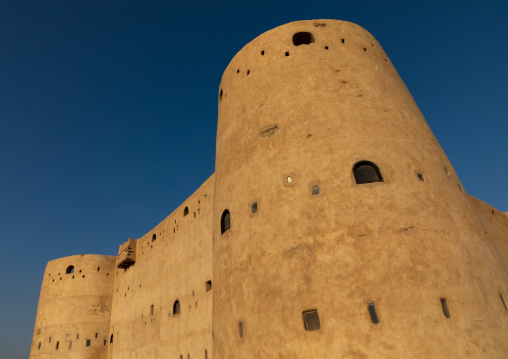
[
  {"x1": 238, "y1": 321, "x2": 243, "y2": 338},
  {"x1": 219, "y1": 89, "x2": 223, "y2": 102},
  {"x1": 247, "y1": 70, "x2": 250, "y2": 75},
  {"x1": 341, "y1": 38, "x2": 345, "y2": 43},
  {"x1": 292, "y1": 32, "x2": 315, "y2": 46},
  {"x1": 302, "y1": 309, "x2": 320, "y2": 331},
  {"x1": 440, "y1": 298, "x2": 450, "y2": 318},
  {"x1": 312, "y1": 185, "x2": 320, "y2": 196},
  {"x1": 173, "y1": 300, "x2": 180, "y2": 315},
  {"x1": 206, "y1": 280, "x2": 212, "y2": 291},
  {"x1": 221, "y1": 209, "x2": 231, "y2": 234},
  {"x1": 324, "y1": 46, "x2": 328, "y2": 50},
  {"x1": 183, "y1": 207, "x2": 189, "y2": 216},
  {"x1": 367, "y1": 302, "x2": 379, "y2": 324},
  {"x1": 251, "y1": 201, "x2": 257, "y2": 214},
  {"x1": 66, "y1": 265, "x2": 74, "y2": 274},
  {"x1": 363, "y1": 47, "x2": 367, "y2": 51},
  {"x1": 353, "y1": 161, "x2": 383, "y2": 184},
  {"x1": 152, "y1": 233, "x2": 156, "y2": 242},
  {"x1": 261, "y1": 50, "x2": 264, "y2": 55},
  {"x1": 500, "y1": 294, "x2": 508, "y2": 311}
]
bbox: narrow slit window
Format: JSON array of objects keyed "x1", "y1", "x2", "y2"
[
  {"x1": 251, "y1": 201, "x2": 257, "y2": 214},
  {"x1": 66, "y1": 265, "x2": 74, "y2": 274},
  {"x1": 238, "y1": 321, "x2": 243, "y2": 338},
  {"x1": 353, "y1": 161, "x2": 383, "y2": 184},
  {"x1": 302, "y1": 309, "x2": 320, "y2": 331},
  {"x1": 221, "y1": 209, "x2": 231, "y2": 234},
  {"x1": 205, "y1": 349, "x2": 208, "y2": 359},
  {"x1": 440, "y1": 298, "x2": 451, "y2": 318},
  {"x1": 104, "y1": 339, "x2": 107, "y2": 346},
  {"x1": 150, "y1": 304, "x2": 154, "y2": 316},
  {"x1": 293, "y1": 32, "x2": 315, "y2": 46},
  {"x1": 38, "y1": 342, "x2": 41, "y2": 350},
  {"x1": 56, "y1": 342, "x2": 59, "y2": 350},
  {"x1": 69, "y1": 341, "x2": 72, "y2": 348},
  {"x1": 173, "y1": 300, "x2": 180, "y2": 315},
  {"x1": 95, "y1": 333, "x2": 98, "y2": 338},
  {"x1": 206, "y1": 280, "x2": 212, "y2": 291},
  {"x1": 110, "y1": 334, "x2": 114, "y2": 343},
  {"x1": 500, "y1": 294, "x2": 508, "y2": 311},
  {"x1": 367, "y1": 302, "x2": 380, "y2": 324}
]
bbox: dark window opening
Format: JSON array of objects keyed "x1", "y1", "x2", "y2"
[
  {"x1": 219, "y1": 89, "x2": 223, "y2": 102},
  {"x1": 341, "y1": 38, "x2": 345, "y2": 43},
  {"x1": 150, "y1": 304, "x2": 154, "y2": 316},
  {"x1": 292, "y1": 32, "x2": 315, "y2": 46},
  {"x1": 38, "y1": 342, "x2": 41, "y2": 350},
  {"x1": 97, "y1": 267, "x2": 100, "y2": 271},
  {"x1": 221, "y1": 209, "x2": 231, "y2": 234},
  {"x1": 285, "y1": 51, "x2": 289, "y2": 56},
  {"x1": 261, "y1": 50, "x2": 265, "y2": 55},
  {"x1": 440, "y1": 298, "x2": 451, "y2": 318},
  {"x1": 247, "y1": 70, "x2": 250, "y2": 75},
  {"x1": 206, "y1": 280, "x2": 212, "y2": 291},
  {"x1": 500, "y1": 294, "x2": 508, "y2": 311},
  {"x1": 49, "y1": 337, "x2": 52, "y2": 343},
  {"x1": 363, "y1": 47, "x2": 367, "y2": 51},
  {"x1": 312, "y1": 185, "x2": 320, "y2": 196},
  {"x1": 183, "y1": 207, "x2": 189, "y2": 216},
  {"x1": 324, "y1": 46, "x2": 329, "y2": 50},
  {"x1": 110, "y1": 334, "x2": 114, "y2": 344},
  {"x1": 417, "y1": 173, "x2": 424, "y2": 181},
  {"x1": 66, "y1": 265, "x2": 74, "y2": 274},
  {"x1": 95, "y1": 333, "x2": 98, "y2": 338},
  {"x1": 302, "y1": 309, "x2": 320, "y2": 331},
  {"x1": 56, "y1": 342, "x2": 59, "y2": 350},
  {"x1": 173, "y1": 300, "x2": 180, "y2": 315},
  {"x1": 236, "y1": 69, "x2": 239, "y2": 73},
  {"x1": 86, "y1": 339, "x2": 91, "y2": 347},
  {"x1": 238, "y1": 321, "x2": 243, "y2": 338},
  {"x1": 69, "y1": 341, "x2": 72, "y2": 348},
  {"x1": 367, "y1": 302, "x2": 380, "y2": 324},
  {"x1": 104, "y1": 339, "x2": 107, "y2": 346},
  {"x1": 152, "y1": 233, "x2": 156, "y2": 242},
  {"x1": 353, "y1": 161, "x2": 383, "y2": 184},
  {"x1": 205, "y1": 349, "x2": 208, "y2": 359},
  {"x1": 251, "y1": 202, "x2": 257, "y2": 214}
]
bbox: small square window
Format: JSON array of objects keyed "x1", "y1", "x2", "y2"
[
  {"x1": 86, "y1": 339, "x2": 91, "y2": 347},
  {"x1": 302, "y1": 309, "x2": 320, "y2": 331}
]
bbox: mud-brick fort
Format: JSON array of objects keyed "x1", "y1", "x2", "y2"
[{"x1": 29, "y1": 19, "x2": 508, "y2": 358}]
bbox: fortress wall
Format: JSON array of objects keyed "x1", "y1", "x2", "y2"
[
  {"x1": 108, "y1": 174, "x2": 214, "y2": 359},
  {"x1": 29, "y1": 254, "x2": 116, "y2": 359},
  {"x1": 468, "y1": 195, "x2": 508, "y2": 269},
  {"x1": 213, "y1": 20, "x2": 508, "y2": 358}
]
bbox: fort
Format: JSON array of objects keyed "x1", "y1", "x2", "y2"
[{"x1": 29, "y1": 20, "x2": 508, "y2": 358}]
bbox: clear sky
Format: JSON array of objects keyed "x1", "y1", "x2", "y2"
[{"x1": 1, "y1": 0, "x2": 507, "y2": 357}]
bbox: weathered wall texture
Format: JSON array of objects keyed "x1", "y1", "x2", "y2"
[
  {"x1": 29, "y1": 255, "x2": 116, "y2": 359},
  {"x1": 30, "y1": 20, "x2": 508, "y2": 359},
  {"x1": 213, "y1": 19, "x2": 508, "y2": 358}
]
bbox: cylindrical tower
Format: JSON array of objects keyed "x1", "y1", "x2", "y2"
[
  {"x1": 29, "y1": 254, "x2": 115, "y2": 359},
  {"x1": 213, "y1": 20, "x2": 508, "y2": 358}
]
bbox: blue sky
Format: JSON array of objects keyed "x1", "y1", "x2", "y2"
[{"x1": 1, "y1": 1, "x2": 507, "y2": 357}]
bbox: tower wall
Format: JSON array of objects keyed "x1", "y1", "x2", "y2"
[
  {"x1": 29, "y1": 254, "x2": 116, "y2": 359},
  {"x1": 212, "y1": 20, "x2": 508, "y2": 358}
]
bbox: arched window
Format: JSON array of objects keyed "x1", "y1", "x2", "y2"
[
  {"x1": 66, "y1": 266, "x2": 74, "y2": 274},
  {"x1": 173, "y1": 300, "x2": 180, "y2": 315},
  {"x1": 221, "y1": 210, "x2": 231, "y2": 234},
  {"x1": 293, "y1": 32, "x2": 315, "y2": 46},
  {"x1": 311, "y1": 185, "x2": 320, "y2": 195},
  {"x1": 353, "y1": 161, "x2": 383, "y2": 184}
]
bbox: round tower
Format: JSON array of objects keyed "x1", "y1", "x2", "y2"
[
  {"x1": 29, "y1": 254, "x2": 115, "y2": 359},
  {"x1": 212, "y1": 20, "x2": 508, "y2": 358}
]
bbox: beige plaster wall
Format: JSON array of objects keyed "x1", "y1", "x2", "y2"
[
  {"x1": 107, "y1": 174, "x2": 214, "y2": 359},
  {"x1": 213, "y1": 20, "x2": 508, "y2": 358},
  {"x1": 29, "y1": 254, "x2": 116, "y2": 359}
]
